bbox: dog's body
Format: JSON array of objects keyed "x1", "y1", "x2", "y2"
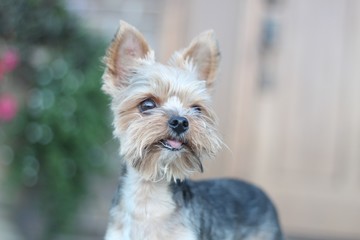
[
  {"x1": 105, "y1": 166, "x2": 283, "y2": 240},
  {"x1": 102, "y1": 21, "x2": 283, "y2": 240}
]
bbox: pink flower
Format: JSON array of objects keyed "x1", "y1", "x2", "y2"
[
  {"x1": 0, "y1": 49, "x2": 19, "y2": 81},
  {"x1": 0, "y1": 65, "x2": 4, "y2": 81},
  {"x1": 0, "y1": 94, "x2": 18, "y2": 122},
  {"x1": 2, "y1": 50, "x2": 19, "y2": 72}
]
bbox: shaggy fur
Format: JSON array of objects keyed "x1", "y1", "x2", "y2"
[{"x1": 102, "y1": 20, "x2": 284, "y2": 240}]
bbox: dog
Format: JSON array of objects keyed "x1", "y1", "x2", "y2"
[{"x1": 102, "y1": 20, "x2": 284, "y2": 240}]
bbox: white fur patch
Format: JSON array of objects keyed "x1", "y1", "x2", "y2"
[{"x1": 104, "y1": 167, "x2": 196, "y2": 240}]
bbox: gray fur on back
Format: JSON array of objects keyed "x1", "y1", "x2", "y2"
[{"x1": 170, "y1": 179, "x2": 284, "y2": 240}]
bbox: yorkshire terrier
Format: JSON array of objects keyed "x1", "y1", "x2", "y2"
[{"x1": 102, "y1": 20, "x2": 284, "y2": 240}]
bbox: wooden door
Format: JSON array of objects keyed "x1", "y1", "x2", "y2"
[
  {"x1": 251, "y1": 0, "x2": 360, "y2": 238},
  {"x1": 160, "y1": 0, "x2": 360, "y2": 239}
]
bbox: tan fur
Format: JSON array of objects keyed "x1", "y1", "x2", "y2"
[
  {"x1": 169, "y1": 30, "x2": 220, "y2": 88},
  {"x1": 103, "y1": 21, "x2": 222, "y2": 182},
  {"x1": 102, "y1": 20, "x2": 152, "y2": 95}
]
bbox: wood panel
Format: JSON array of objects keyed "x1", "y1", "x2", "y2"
[
  {"x1": 161, "y1": 0, "x2": 360, "y2": 239},
  {"x1": 252, "y1": 0, "x2": 360, "y2": 238}
]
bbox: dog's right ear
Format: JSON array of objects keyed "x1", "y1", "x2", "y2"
[
  {"x1": 169, "y1": 30, "x2": 220, "y2": 90},
  {"x1": 102, "y1": 20, "x2": 152, "y2": 95}
]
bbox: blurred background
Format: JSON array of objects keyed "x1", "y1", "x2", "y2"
[{"x1": 1, "y1": 0, "x2": 359, "y2": 239}]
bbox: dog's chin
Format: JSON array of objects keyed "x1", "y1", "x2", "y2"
[{"x1": 128, "y1": 139, "x2": 203, "y2": 182}]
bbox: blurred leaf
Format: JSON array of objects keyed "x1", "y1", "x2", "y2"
[{"x1": 0, "y1": 0, "x2": 112, "y2": 238}]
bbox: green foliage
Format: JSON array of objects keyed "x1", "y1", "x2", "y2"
[{"x1": 0, "y1": 0, "x2": 112, "y2": 237}]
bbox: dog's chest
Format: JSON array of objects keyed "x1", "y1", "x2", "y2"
[{"x1": 105, "y1": 170, "x2": 196, "y2": 240}]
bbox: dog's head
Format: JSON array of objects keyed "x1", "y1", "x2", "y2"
[{"x1": 102, "y1": 21, "x2": 222, "y2": 181}]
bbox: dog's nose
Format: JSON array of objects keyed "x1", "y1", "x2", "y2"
[{"x1": 168, "y1": 116, "x2": 189, "y2": 135}]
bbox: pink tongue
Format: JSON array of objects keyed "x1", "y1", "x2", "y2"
[{"x1": 166, "y1": 139, "x2": 182, "y2": 149}]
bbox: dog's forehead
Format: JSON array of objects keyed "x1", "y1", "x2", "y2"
[{"x1": 134, "y1": 63, "x2": 210, "y2": 104}]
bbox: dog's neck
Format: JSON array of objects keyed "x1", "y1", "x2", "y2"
[
  {"x1": 120, "y1": 165, "x2": 176, "y2": 219},
  {"x1": 106, "y1": 164, "x2": 196, "y2": 240}
]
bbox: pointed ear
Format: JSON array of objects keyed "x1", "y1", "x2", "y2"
[
  {"x1": 173, "y1": 30, "x2": 220, "y2": 88},
  {"x1": 102, "y1": 20, "x2": 151, "y2": 94}
]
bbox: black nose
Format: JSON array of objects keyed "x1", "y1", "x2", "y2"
[{"x1": 168, "y1": 116, "x2": 189, "y2": 135}]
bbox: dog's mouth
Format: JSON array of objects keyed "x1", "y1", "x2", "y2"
[
  {"x1": 157, "y1": 138, "x2": 203, "y2": 173},
  {"x1": 159, "y1": 139, "x2": 185, "y2": 151}
]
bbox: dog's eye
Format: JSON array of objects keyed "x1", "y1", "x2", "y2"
[
  {"x1": 191, "y1": 105, "x2": 202, "y2": 113},
  {"x1": 139, "y1": 99, "x2": 157, "y2": 112}
]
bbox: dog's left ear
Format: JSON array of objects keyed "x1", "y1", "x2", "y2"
[
  {"x1": 172, "y1": 30, "x2": 220, "y2": 88},
  {"x1": 102, "y1": 20, "x2": 152, "y2": 95}
]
